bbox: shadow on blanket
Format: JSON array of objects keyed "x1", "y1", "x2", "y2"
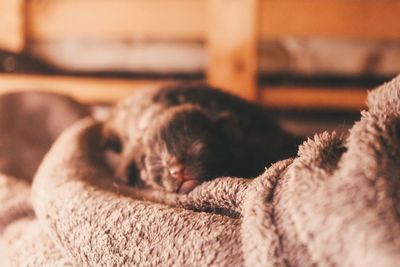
[{"x1": 2, "y1": 77, "x2": 400, "y2": 266}]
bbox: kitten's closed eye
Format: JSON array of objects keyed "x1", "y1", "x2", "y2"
[
  {"x1": 187, "y1": 140, "x2": 205, "y2": 155},
  {"x1": 147, "y1": 154, "x2": 166, "y2": 185}
]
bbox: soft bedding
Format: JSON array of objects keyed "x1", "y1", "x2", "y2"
[{"x1": 1, "y1": 76, "x2": 400, "y2": 266}]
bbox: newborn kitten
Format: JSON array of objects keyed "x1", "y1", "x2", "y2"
[
  {"x1": 141, "y1": 105, "x2": 239, "y2": 193},
  {"x1": 104, "y1": 83, "x2": 301, "y2": 193}
]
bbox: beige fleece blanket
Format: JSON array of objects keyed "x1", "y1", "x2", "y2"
[{"x1": 2, "y1": 76, "x2": 400, "y2": 266}]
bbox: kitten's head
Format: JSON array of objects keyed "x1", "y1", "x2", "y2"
[{"x1": 142, "y1": 105, "x2": 235, "y2": 193}]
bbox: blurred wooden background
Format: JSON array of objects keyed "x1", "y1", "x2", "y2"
[{"x1": 1, "y1": 0, "x2": 400, "y2": 111}]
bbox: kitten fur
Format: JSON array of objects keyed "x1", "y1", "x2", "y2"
[{"x1": 103, "y1": 83, "x2": 301, "y2": 193}]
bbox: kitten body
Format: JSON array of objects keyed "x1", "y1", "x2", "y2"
[{"x1": 104, "y1": 84, "x2": 301, "y2": 193}]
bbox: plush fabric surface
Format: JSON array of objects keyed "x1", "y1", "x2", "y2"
[{"x1": 1, "y1": 76, "x2": 400, "y2": 266}]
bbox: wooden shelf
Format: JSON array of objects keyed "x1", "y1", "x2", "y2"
[
  {"x1": 261, "y1": 86, "x2": 367, "y2": 110},
  {"x1": 0, "y1": 74, "x2": 368, "y2": 110},
  {"x1": 0, "y1": 74, "x2": 164, "y2": 103},
  {"x1": 21, "y1": 0, "x2": 400, "y2": 43},
  {"x1": 1, "y1": 0, "x2": 397, "y2": 108}
]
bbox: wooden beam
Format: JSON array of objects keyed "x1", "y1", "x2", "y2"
[
  {"x1": 26, "y1": 0, "x2": 206, "y2": 41},
  {"x1": 0, "y1": 74, "x2": 165, "y2": 103},
  {"x1": 261, "y1": 87, "x2": 367, "y2": 110},
  {"x1": 0, "y1": 0, "x2": 25, "y2": 52},
  {"x1": 206, "y1": 0, "x2": 259, "y2": 101},
  {"x1": 25, "y1": 0, "x2": 400, "y2": 43},
  {"x1": 0, "y1": 74, "x2": 368, "y2": 110},
  {"x1": 260, "y1": 0, "x2": 400, "y2": 40}
]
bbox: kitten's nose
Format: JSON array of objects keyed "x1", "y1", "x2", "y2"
[{"x1": 169, "y1": 164, "x2": 185, "y2": 180}]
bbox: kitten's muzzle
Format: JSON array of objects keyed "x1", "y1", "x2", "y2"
[{"x1": 168, "y1": 163, "x2": 200, "y2": 193}]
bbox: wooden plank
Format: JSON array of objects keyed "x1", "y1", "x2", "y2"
[
  {"x1": 260, "y1": 0, "x2": 400, "y2": 40},
  {"x1": 0, "y1": 74, "x2": 165, "y2": 103},
  {"x1": 0, "y1": 0, "x2": 25, "y2": 52},
  {"x1": 25, "y1": 0, "x2": 400, "y2": 43},
  {"x1": 206, "y1": 0, "x2": 259, "y2": 101},
  {"x1": 26, "y1": 0, "x2": 205, "y2": 41},
  {"x1": 261, "y1": 87, "x2": 367, "y2": 110},
  {"x1": 0, "y1": 74, "x2": 368, "y2": 110}
]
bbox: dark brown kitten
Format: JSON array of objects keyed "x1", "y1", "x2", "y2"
[
  {"x1": 104, "y1": 83, "x2": 301, "y2": 193},
  {"x1": 141, "y1": 105, "x2": 240, "y2": 193}
]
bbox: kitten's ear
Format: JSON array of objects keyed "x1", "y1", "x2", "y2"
[{"x1": 214, "y1": 112, "x2": 243, "y2": 139}]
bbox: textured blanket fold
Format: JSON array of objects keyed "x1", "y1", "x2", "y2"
[{"x1": 2, "y1": 76, "x2": 400, "y2": 266}]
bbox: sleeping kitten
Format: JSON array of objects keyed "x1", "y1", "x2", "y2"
[
  {"x1": 140, "y1": 105, "x2": 239, "y2": 193},
  {"x1": 103, "y1": 83, "x2": 301, "y2": 193}
]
